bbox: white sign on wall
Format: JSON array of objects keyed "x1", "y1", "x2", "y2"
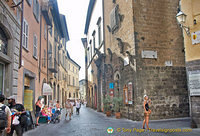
[
  {"x1": 188, "y1": 70, "x2": 200, "y2": 96},
  {"x1": 191, "y1": 31, "x2": 200, "y2": 45},
  {"x1": 141, "y1": 50, "x2": 157, "y2": 59},
  {"x1": 124, "y1": 57, "x2": 129, "y2": 66}
]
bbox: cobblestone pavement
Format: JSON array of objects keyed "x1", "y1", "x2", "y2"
[{"x1": 24, "y1": 106, "x2": 200, "y2": 136}]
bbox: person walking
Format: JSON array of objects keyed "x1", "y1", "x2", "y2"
[
  {"x1": 76, "y1": 100, "x2": 81, "y2": 115},
  {"x1": 65, "y1": 99, "x2": 72, "y2": 120},
  {"x1": 0, "y1": 94, "x2": 11, "y2": 136},
  {"x1": 35, "y1": 97, "x2": 43, "y2": 126},
  {"x1": 142, "y1": 95, "x2": 151, "y2": 130},
  {"x1": 7, "y1": 95, "x2": 25, "y2": 136}
]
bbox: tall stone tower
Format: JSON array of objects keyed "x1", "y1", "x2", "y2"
[{"x1": 104, "y1": 0, "x2": 189, "y2": 120}]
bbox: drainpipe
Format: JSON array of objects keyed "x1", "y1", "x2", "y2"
[
  {"x1": 39, "y1": 7, "x2": 42, "y2": 84},
  {"x1": 47, "y1": 27, "x2": 49, "y2": 83},
  {"x1": 19, "y1": 0, "x2": 24, "y2": 69}
]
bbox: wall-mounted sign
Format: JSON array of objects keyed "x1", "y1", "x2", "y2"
[
  {"x1": 188, "y1": 70, "x2": 200, "y2": 96},
  {"x1": 128, "y1": 82, "x2": 133, "y2": 104},
  {"x1": 109, "y1": 83, "x2": 114, "y2": 89},
  {"x1": 142, "y1": 50, "x2": 157, "y2": 59},
  {"x1": 165, "y1": 61, "x2": 173, "y2": 66},
  {"x1": 124, "y1": 57, "x2": 129, "y2": 66},
  {"x1": 191, "y1": 31, "x2": 200, "y2": 45},
  {"x1": 123, "y1": 85, "x2": 128, "y2": 104}
]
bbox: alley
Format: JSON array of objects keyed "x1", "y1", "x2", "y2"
[{"x1": 24, "y1": 106, "x2": 200, "y2": 136}]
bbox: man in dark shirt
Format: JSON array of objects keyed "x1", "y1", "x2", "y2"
[{"x1": 7, "y1": 96, "x2": 25, "y2": 136}]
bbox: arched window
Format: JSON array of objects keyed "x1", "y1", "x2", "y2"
[{"x1": 0, "y1": 27, "x2": 8, "y2": 55}]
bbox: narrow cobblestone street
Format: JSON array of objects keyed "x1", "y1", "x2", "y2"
[{"x1": 24, "y1": 106, "x2": 200, "y2": 136}]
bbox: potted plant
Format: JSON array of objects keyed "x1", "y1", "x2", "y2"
[
  {"x1": 103, "y1": 95, "x2": 112, "y2": 117},
  {"x1": 113, "y1": 97, "x2": 123, "y2": 119}
]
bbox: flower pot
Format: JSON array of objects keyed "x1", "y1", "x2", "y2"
[
  {"x1": 106, "y1": 111, "x2": 111, "y2": 117},
  {"x1": 115, "y1": 112, "x2": 121, "y2": 119}
]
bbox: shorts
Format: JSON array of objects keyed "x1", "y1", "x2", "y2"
[
  {"x1": 66, "y1": 109, "x2": 71, "y2": 114},
  {"x1": 35, "y1": 112, "x2": 40, "y2": 118}
]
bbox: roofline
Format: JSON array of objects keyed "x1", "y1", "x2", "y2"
[
  {"x1": 81, "y1": 38, "x2": 87, "y2": 49},
  {"x1": 66, "y1": 51, "x2": 81, "y2": 69},
  {"x1": 84, "y1": 0, "x2": 96, "y2": 34},
  {"x1": 60, "y1": 14, "x2": 70, "y2": 41}
]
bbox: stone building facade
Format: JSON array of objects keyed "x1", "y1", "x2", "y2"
[
  {"x1": 82, "y1": 0, "x2": 105, "y2": 111},
  {"x1": 102, "y1": 0, "x2": 189, "y2": 121},
  {"x1": 66, "y1": 51, "x2": 81, "y2": 101},
  {"x1": 0, "y1": 0, "x2": 20, "y2": 98},
  {"x1": 179, "y1": 0, "x2": 200, "y2": 128}
]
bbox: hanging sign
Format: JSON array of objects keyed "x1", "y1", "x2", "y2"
[{"x1": 109, "y1": 83, "x2": 114, "y2": 89}]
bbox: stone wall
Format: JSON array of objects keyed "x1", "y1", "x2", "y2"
[
  {"x1": 186, "y1": 60, "x2": 200, "y2": 128},
  {"x1": 134, "y1": 66, "x2": 189, "y2": 120},
  {"x1": 0, "y1": 1, "x2": 20, "y2": 99},
  {"x1": 103, "y1": 0, "x2": 189, "y2": 121}
]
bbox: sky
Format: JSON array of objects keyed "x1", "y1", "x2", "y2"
[{"x1": 57, "y1": 0, "x2": 90, "y2": 80}]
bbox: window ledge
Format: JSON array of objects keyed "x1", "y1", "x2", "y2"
[
  {"x1": 33, "y1": 55, "x2": 38, "y2": 60},
  {"x1": 22, "y1": 46, "x2": 29, "y2": 52}
]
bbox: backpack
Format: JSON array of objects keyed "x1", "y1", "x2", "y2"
[{"x1": 0, "y1": 106, "x2": 7, "y2": 130}]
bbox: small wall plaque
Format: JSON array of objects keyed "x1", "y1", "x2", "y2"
[{"x1": 141, "y1": 50, "x2": 157, "y2": 59}]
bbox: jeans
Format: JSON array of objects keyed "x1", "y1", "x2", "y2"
[
  {"x1": 7, "y1": 125, "x2": 22, "y2": 136},
  {"x1": 76, "y1": 108, "x2": 80, "y2": 115}
]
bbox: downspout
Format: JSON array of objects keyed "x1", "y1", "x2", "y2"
[
  {"x1": 102, "y1": 0, "x2": 106, "y2": 111},
  {"x1": 19, "y1": 0, "x2": 24, "y2": 69},
  {"x1": 47, "y1": 26, "x2": 49, "y2": 83},
  {"x1": 39, "y1": 7, "x2": 42, "y2": 84}
]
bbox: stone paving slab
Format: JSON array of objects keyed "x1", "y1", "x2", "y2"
[{"x1": 24, "y1": 106, "x2": 200, "y2": 136}]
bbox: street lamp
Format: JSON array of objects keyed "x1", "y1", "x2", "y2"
[{"x1": 176, "y1": 11, "x2": 190, "y2": 36}]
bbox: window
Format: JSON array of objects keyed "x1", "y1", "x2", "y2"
[
  {"x1": 33, "y1": 34, "x2": 37, "y2": 58},
  {"x1": 69, "y1": 64, "x2": 70, "y2": 70},
  {"x1": 73, "y1": 66, "x2": 74, "y2": 72},
  {"x1": 44, "y1": 23, "x2": 47, "y2": 40},
  {"x1": 92, "y1": 31, "x2": 96, "y2": 54},
  {"x1": 63, "y1": 51, "x2": 64, "y2": 65},
  {"x1": 73, "y1": 77, "x2": 75, "y2": 86},
  {"x1": 44, "y1": 50, "x2": 46, "y2": 67},
  {"x1": 87, "y1": 47, "x2": 90, "y2": 64},
  {"x1": 69, "y1": 75, "x2": 70, "y2": 85},
  {"x1": 26, "y1": 0, "x2": 32, "y2": 6},
  {"x1": 49, "y1": 43, "x2": 52, "y2": 67},
  {"x1": 33, "y1": 0, "x2": 40, "y2": 22},
  {"x1": 110, "y1": 5, "x2": 119, "y2": 33},
  {"x1": 49, "y1": 26, "x2": 52, "y2": 36},
  {"x1": 97, "y1": 17, "x2": 102, "y2": 46},
  {"x1": 22, "y1": 19, "x2": 29, "y2": 49},
  {"x1": 16, "y1": 8, "x2": 21, "y2": 23},
  {"x1": 0, "y1": 27, "x2": 8, "y2": 55}
]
